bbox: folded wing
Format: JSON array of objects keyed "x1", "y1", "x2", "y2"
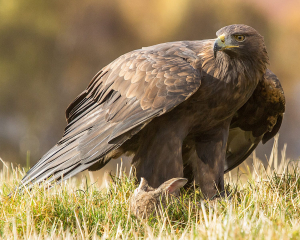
[
  {"x1": 225, "y1": 69, "x2": 285, "y2": 173},
  {"x1": 20, "y1": 42, "x2": 202, "y2": 188}
]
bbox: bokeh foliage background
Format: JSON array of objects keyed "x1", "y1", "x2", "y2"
[{"x1": 0, "y1": 0, "x2": 299, "y2": 167}]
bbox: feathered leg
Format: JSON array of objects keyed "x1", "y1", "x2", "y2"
[
  {"x1": 191, "y1": 121, "x2": 230, "y2": 199},
  {"x1": 131, "y1": 115, "x2": 191, "y2": 188}
]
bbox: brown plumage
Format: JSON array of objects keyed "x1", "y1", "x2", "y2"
[
  {"x1": 19, "y1": 24, "x2": 285, "y2": 199},
  {"x1": 224, "y1": 70, "x2": 285, "y2": 173}
]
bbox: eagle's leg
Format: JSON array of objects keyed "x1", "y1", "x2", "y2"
[
  {"x1": 192, "y1": 123, "x2": 230, "y2": 199},
  {"x1": 131, "y1": 118, "x2": 189, "y2": 188}
]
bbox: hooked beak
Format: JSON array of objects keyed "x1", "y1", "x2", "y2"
[{"x1": 213, "y1": 34, "x2": 239, "y2": 58}]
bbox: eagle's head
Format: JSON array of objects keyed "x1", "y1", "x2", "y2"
[{"x1": 213, "y1": 24, "x2": 269, "y2": 66}]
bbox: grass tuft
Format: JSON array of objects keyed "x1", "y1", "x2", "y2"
[{"x1": 0, "y1": 136, "x2": 300, "y2": 239}]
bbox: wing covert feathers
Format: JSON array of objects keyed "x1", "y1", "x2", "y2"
[
  {"x1": 20, "y1": 42, "x2": 202, "y2": 188},
  {"x1": 225, "y1": 69, "x2": 285, "y2": 172}
]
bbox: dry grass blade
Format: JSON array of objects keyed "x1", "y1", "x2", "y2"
[{"x1": 0, "y1": 138, "x2": 300, "y2": 239}]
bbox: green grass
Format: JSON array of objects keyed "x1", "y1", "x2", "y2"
[{"x1": 1, "y1": 136, "x2": 300, "y2": 239}]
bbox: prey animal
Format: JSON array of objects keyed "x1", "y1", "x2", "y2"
[{"x1": 130, "y1": 178, "x2": 187, "y2": 219}]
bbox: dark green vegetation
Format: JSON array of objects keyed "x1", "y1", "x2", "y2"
[{"x1": 1, "y1": 0, "x2": 298, "y2": 164}]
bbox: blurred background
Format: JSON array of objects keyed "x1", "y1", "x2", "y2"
[{"x1": 0, "y1": 0, "x2": 299, "y2": 179}]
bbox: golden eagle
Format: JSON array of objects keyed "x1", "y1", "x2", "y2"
[{"x1": 20, "y1": 24, "x2": 285, "y2": 198}]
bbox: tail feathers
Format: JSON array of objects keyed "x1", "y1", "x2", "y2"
[
  {"x1": 28, "y1": 138, "x2": 79, "y2": 175},
  {"x1": 20, "y1": 140, "x2": 81, "y2": 188},
  {"x1": 16, "y1": 93, "x2": 152, "y2": 192},
  {"x1": 53, "y1": 161, "x2": 97, "y2": 185},
  {"x1": 18, "y1": 123, "x2": 120, "y2": 191}
]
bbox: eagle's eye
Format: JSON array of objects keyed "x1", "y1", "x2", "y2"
[{"x1": 234, "y1": 35, "x2": 246, "y2": 42}]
